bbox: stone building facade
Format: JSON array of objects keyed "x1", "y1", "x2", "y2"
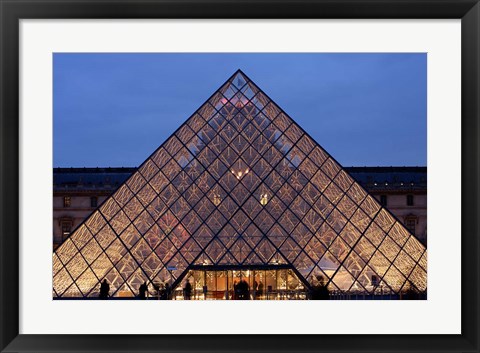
[{"x1": 53, "y1": 166, "x2": 427, "y2": 249}]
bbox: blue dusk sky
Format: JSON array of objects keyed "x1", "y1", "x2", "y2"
[{"x1": 53, "y1": 53, "x2": 427, "y2": 167}]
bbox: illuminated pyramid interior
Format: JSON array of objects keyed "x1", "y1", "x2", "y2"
[{"x1": 53, "y1": 70, "x2": 427, "y2": 299}]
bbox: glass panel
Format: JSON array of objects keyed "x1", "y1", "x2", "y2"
[
  {"x1": 402, "y1": 237, "x2": 425, "y2": 261},
  {"x1": 70, "y1": 225, "x2": 92, "y2": 250},
  {"x1": 304, "y1": 235, "x2": 326, "y2": 263},
  {"x1": 318, "y1": 251, "x2": 340, "y2": 278},
  {"x1": 109, "y1": 210, "x2": 131, "y2": 235},
  {"x1": 193, "y1": 224, "x2": 215, "y2": 248},
  {"x1": 95, "y1": 224, "x2": 117, "y2": 250},
  {"x1": 119, "y1": 224, "x2": 141, "y2": 249},
  {"x1": 133, "y1": 210, "x2": 155, "y2": 235},
  {"x1": 407, "y1": 265, "x2": 427, "y2": 292},
  {"x1": 205, "y1": 210, "x2": 227, "y2": 234},
  {"x1": 364, "y1": 222, "x2": 386, "y2": 247},
  {"x1": 171, "y1": 171, "x2": 192, "y2": 194},
  {"x1": 143, "y1": 224, "x2": 164, "y2": 250},
  {"x1": 99, "y1": 197, "x2": 121, "y2": 221},
  {"x1": 290, "y1": 195, "x2": 309, "y2": 220},
  {"x1": 142, "y1": 252, "x2": 163, "y2": 278},
  {"x1": 138, "y1": 159, "x2": 159, "y2": 182},
  {"x1": 151, "y1": 148, "x2": 171, "y2": 169},
  {"x1": 326, "y1": 208, "x2": 347, "y2": 233},
  {"x1": 267, "y1": 224, "x2": 288, "y2": 248},
  {"x1": 317, "y1": 223, "x2": 337, "y2": 248},
  {"x1": 76, "y1": 268, "x2": 99, "y2": 296},
  {"x1": 353, "y1": 237, "x2": 376, "y2": 261},
  {"x1": 53, "y1": 268, "x2": 75, "y2": 296},
  {"x1": 105, "y1": 238, "x2": 127, "y2": 265},
  {"x1": 90, "y1": 252, "x2": 113, "y2": 280},
  {"x1": 180, "y1": 238, "x2": 201, "y2": 264},
  {"x1": 339, "y1": 222, "x2": 361, "y2": 247},
  {"x1": 382, "y1": 265, "x2": 406, "y2": 292},
  {"x1": 175, "y1": 124, "x2": 195, "y2": 144},
  {"x1": 242, "y1": 224, "x2": 262, "y2": 248},
  {"x1": 388, "y1": 222, "x2": 411, "y2": 247},
  {"x1": 149, "y1": 171, "x2": 169, "y2": 194},
  {"x1": 302, "y1": 209, "x2": 323, "y2": 233},
  {"x1": 277, "y1": 237, "x2": 299, "y2": 262},
  {"x1": 84, "y1": 211, "x2": 106, "y2": 235},
  {"x1": 323, "y1": 182, "x2": 343, "y2": 205},
  {"x1": 379, "y1": 236, "x2": 401, "y2": 262},
  {"x1": 53, "y1": 253, "x2": 63, "y2": 277},
  {"x1": 360, "y1": 195, "x2": 381, "y2": 218},
  {"x1": 65, "y1": 253, "x2": 88, "y2": 280},
  {"x1": 126, "y1": 173, "x2": 147, "y2": 194},
  {"x1": 350, "y1": 208, "x2": 371, "y2": 233},
  {"x1": 81, "y1": 238, "x2": 103, "y2": 265},
  {"x1": 393, "y1": 250, "x2": 417, "y2": 277},
  {"x1": 62, "y1": 283, "x2": 82, "y2": 298},
  {"x1": 346, "y1": 182, "x2": 367, "y2": 205},
  {"x1": 329, "y1": 236, "x2": 351, "y2": 263},
  {"x1": 374, "y1": 209, "x2": 396, "y2": 233},
  {"x1": 332, "y1": 266, "x2": 355, "y2": 291},
  {"x1": 367, "y1": 250, "x2": 390, "y2": 277},
  {"x1": 336, "y1": 195, "x2": 357, "y2": 219}
]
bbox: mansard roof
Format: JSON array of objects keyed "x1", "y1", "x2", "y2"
[{"x1": 53, "y1": 166, "x2": 427, "y2": 192}]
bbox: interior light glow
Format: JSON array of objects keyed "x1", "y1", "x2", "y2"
[{"x1": 260, "y1": 193, "x2": 269, "y2": 206}]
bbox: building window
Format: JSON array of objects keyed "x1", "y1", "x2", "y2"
[
  {"x1": 380, "y1": 195, "x2": 387, "y2": 207},
  {"x1": 63, "y1": 196, "x2": 71, "y2": 207},
  {"x1": 407, "y1": 194, "x2": 414, "y2": 206},
  {"x1": 405, "y1": 217, "x2": 416, "y2": 235},
  {"x1": 60, "y1": 218, "x2": 73, "y2": 240},
  {"x1": 90, "y1": 196, "x2": 98, "y2": 208}
]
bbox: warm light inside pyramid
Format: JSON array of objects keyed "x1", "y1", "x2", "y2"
[{"x1": 53, "y1": 71, "x2": 427, "y2": 299}]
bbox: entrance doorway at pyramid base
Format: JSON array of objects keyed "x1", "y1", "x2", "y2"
[{"x1": 172, "y1": 265, "x2": 309, "y2": 300}]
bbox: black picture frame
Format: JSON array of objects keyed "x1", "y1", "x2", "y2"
[{"x1": 1, "y1": 1, "x2": 478, "y2": 352}]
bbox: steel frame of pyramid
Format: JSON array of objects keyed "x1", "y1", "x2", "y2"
[{"x1": 53, "y1": 70, "x2": 427, "y2": 299}]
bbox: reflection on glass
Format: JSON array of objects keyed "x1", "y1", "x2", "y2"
[
  {"x1": 213, "y1": 194, "x2": 222, "y2": 206},
  {"x1": 260, "y1": 193, "x2": 269, "y2": 206}
]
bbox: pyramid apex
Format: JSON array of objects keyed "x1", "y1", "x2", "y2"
[{"x1": 224, "y1": 70, "x2": 251, "y2": 92}]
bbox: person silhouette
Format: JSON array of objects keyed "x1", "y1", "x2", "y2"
[
  {"x1": 184, "y1": 279, "x2": 192, "y2": 300},
  {"x1": 257, "y1": 281, "x2": 264, "y2": 299},
  {"x1": 138, "y1": 281, "x2": 148, "y2": 299},
  {"x1": 239, "y1": 279, "x2": 250, "y2": 300},
  {"x1": 99, "y1": 279, "x2": 110, "y2": 299},
  {"x1": 162, "y1": 283, "x2": 170, "y2": 300},
  {"x1": 233, "y1": 280, "x2": 239, "y2": 300},
  {"x1": 253, "y1": 280, "x2": 258, "y2": 300}
]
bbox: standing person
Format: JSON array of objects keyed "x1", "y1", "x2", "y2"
[
  {"x1": 233, "y1": 280, "x2": 239, "y2": 300},
  {"x1": 242, "y1": 279, "x2": 250, "y2": 300},
  {"x1": 184, "y1": 279, "x2": 192, "y2": 300},
  {"x1": 162, "y1": 283, "x2": 170, "y2": 300},
  {"x1": 257, "y1": 281, "x2": 264, "y2": 299},
  {"x1": 253, "y1": 280, "x2": 258, "y2": 300},
  {"x1": 99, "y1": 279, "x2": 110, "y2": 299},
  {"x1": 202, "y1": 285, "x2": 208, "y2": 300},
  {"x1": 138, "y1": 281, "x2": 148, "y2": 299}
]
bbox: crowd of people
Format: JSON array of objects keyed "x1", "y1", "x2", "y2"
[
  {"x1": 98, "y1": 277, "x2": 267, "y2": 300},
  {"x1": 232, "y1": 279, "x2": 264, "y2": 299},
  {"x1": 98, "y1": 279, "x2": 172, "y2": 300}
]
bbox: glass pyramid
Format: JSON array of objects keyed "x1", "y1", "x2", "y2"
[{"x1": 53, "y1": 70, "x2": 427, "y2": 298}]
